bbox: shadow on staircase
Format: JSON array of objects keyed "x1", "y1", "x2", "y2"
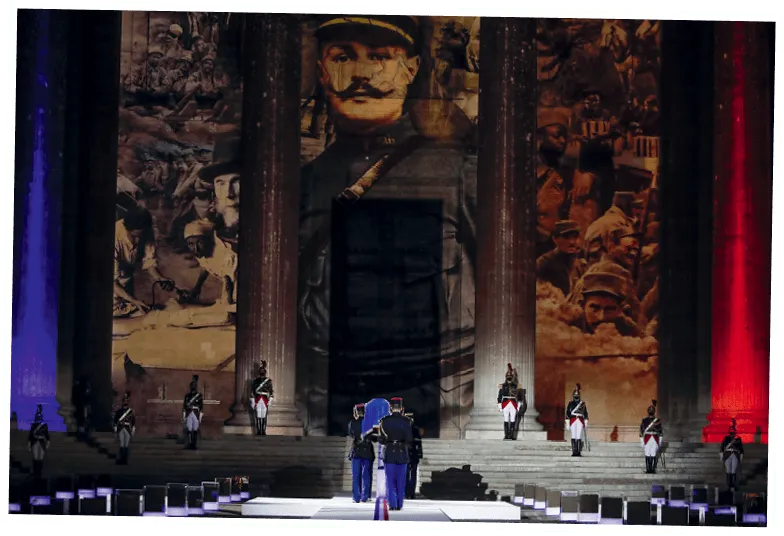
[
  {"x1": 420, "y1": 465, "x2": 499, "y2": 501},
  {"x1": 267, "y1": 465, "x2": 334, "y2": 498},
  {"x1": 65, "y1": 432, "x2": 118, "y2": 462}
]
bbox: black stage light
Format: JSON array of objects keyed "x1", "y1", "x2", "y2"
[
  {"x1": 560, "y1": 491, "x2": 579, "y2": 522},
  {"x1": 166, "y1": 483, "x2": 188, "y2": 517},
  {"x1": 186, "y1": 485, "x2": 204, "y2": 516},
  {"x1": 142, "y1": 485, "x2": 167, "y2": 516},
  {"x1": 202, "y1": 481, "x2": 220, "y2": 513},
  {"x1": 661, "y1": 505, "x2": 689, "y2": 526},
  {"x1": 625, "y1": 501, "x2": 653, "y2": 525},
  {"x1": 599, "y1": 496, "x2": 623, "y2": 525},
  {"x1": 216, "y1": 477, "x2": 232, "y2": 504},
  {"x1": 115, "y1": 489, "x2": 143, "y2": 517},
  {"x1": 545, "y1": 489, "x2": 561, "y2": 517},
  {"x1": 578, "y1": 493, "x2": 600, "y2": 523}
]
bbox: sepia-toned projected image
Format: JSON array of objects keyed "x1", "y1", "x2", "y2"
[
  {"x1": 110, "y1": 13, "x2": 660, "y2": 439},
  {"x1": 112, "y1": 11, "x2": 243, "y2": 434},
  {"x1": 534, "y1": 18, "x2": 661, "y2": 440}
]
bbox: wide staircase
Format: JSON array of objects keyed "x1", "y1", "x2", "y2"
[
  {"x1": 418, "y1": 439, "x2": 768, "y2": 502},
  {"x1": 9, "y1": 431, "x2": 767, "y2": 504}
]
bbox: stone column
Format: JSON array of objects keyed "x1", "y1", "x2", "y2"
[
  {"x1": 225, "y1": 14, "x2": 303, "y2": 435},
  {"x1": 67, "y1": 11, "x2": 123, "y2": 432},
  {"x1": 704, "y1": 21, "x2": 772, "y2": 444},
  {"x1": 657, "y1": 20, "x2": 715, "y2": 442},
  {"x1": 464, "y1": 17, "x2": 545, "y2": 440}
]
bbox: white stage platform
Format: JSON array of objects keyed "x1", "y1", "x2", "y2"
[{"x1": 241, "y1": 496, "x2": 521, "y2": 522}]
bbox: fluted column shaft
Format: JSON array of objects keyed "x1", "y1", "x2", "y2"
[
  {"x1": 226, "y1": 14, "x2": 302, "y2": 434},
  {"x1": 465, "y1": 17, "x2": 543, "y2": 438}
]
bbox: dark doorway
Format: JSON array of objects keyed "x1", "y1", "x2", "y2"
[{"x1": 328, "y1": 198, "x2": 443, "y2": 436}]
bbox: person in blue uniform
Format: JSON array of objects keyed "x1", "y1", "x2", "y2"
[
  {"x1": 404, "y1": 411, "x2": 423, "y2": 500},
  {"x1": 182, "y1": 375, "x2": 204, "y2": 450},
  {"x1": 113, "y1": 391, "x2": 136, "y2": 465},
  {"x1": 379, "y1": 397, "x2": 414, "y2": 511},
  {"x1": 639, "y1": 399, "x2": 663, "y2": 474},
  {"x1": 348, "y1": 403, "x2": 375, "y2": 502},
  {"x1": 565, "y1": 384, "x2": 588, "y2": 457},
  {"x1": 720, "y1": 419, "x2": 744, "y2": 491},
  {"x1": 27, "y1": 405, "x2": 50, "y2": 480}
]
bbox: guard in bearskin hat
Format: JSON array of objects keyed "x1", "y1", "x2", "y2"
[
  {"x1": 250, "y1": 361, "x2": 274, "y2": 436},
  {"x1": 565, "y1": 384, "x2": 589, "y2": 456},
  {"x1": 27, "y1": 405, "x2": 50, "y2": 480},
  {"x1": 639, "y1": 400, "x2": 663, "y2": 473},
  {"x1": 182, "y1": 375, "x2": 204, "y2": 449},
  {"x1": 720, "y1": 419, "x2": 744, "y2": 491},
  {"x1": 113, "y1": 391, "x2": 136, "y2": 465},
  {"x1": 497, "y1": 364, "x2": 522, "y2": 440}
]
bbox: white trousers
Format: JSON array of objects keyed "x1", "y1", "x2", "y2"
[
  {"x1": 249, "y1": 397, "x2": 268, "y2": 419},
  {"x1": 118, "y1": 428, "x2": 132, "y2": 447},
  {"x1": 725, "y1": 454, "x2": 740, "y2": 474},
  {"x1": 186, "y1": 413, "x2": 201, "y2": 432},
  {"x1": 503, "y1": 403, "x2": 518, "y2": 423},
  {"x1": 31, "y1": 443, "x2": 46, "y2": 461},
  {"x1": 643, "y1": 436, "x2": 660, "y2": 456},
  {"x1": 569, "y1": 418, "x2": 585, "y2": 441}
]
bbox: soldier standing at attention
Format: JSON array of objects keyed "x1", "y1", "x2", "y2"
[
  {"x1": 250, "y1": 362, "x2": 273, "y2": 436},
  {"x1": 348, "y1": 403, "x2": 375, "y2": 503},
  {"x1": 28, "y1": 405, "x2": 50, "y2": 481},
  {"x1": 497, "y1": 364, "x2": 521, "y2": 440},
  {"x1": 566, "y1": 384, "x2": 588, "y2": 457},
  {"x1": 182, "y1": 375, "x2": 204, "y2": 450},
  {"x1": 639, "y1": 400, "x2": 663, "y2": 474},
  {"x1": 113, "y1": 392, "x2": 136, "y2": 465},
  {"x1": 720, "y1": 419, "x2": 744, "y2": 491},
  {"x1": 405, "y1": 411, "x2": 423, "y2": 500},
  {"x1": 379, "y1": 397, "x2": 414, "y2": 511}
]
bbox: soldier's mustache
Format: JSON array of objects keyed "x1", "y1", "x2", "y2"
[{"x1": 333, "y1": 81, "x2": 393, "y2": 100}]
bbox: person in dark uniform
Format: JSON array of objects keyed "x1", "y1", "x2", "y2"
[
  {"x1": 348, "y1": 403, "x2": 375, "y2": 503},
  {"x1": 721, "y1": 419, "x2": 744, "y2": 491},
  {"x1": 639, "y1": 399, "x2": 663, "y2": 474},
  {"x1": 27, "y1": 405, "x2": 50, "y2": 480},
  {"x1": 379, "y1": 397, "x2": 414, "y2": 511},
  {"x1": 250, "y1": 362, "x2": 273, "y2": 436},
  {"x1": 497, "y1": 364, "x2": 522, "y2": 440},
  {"x1": 565, "y1": 384, "x2": 588, "y2": 457},
  {"x1": 113, "y1": 391, "x2": 136, "y2": 465},
  {"x1": 536, "y1": 220, "x2": 587, "y2": 297},
  {"x1": 182, "y1": 375, "x2": 204, "y2": 450},
  {"x1": 404, "y1": 411, "x2": 423, "y2": 500},
  {"x1": 73, "y1": 376, "x2": 93, "y2": 439}
]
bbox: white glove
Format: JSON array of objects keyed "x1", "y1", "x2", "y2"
[
  {"x1": 640, "y1": 438, "x2": 645, "y2": 447},
  {"x1": 497, "y1": 403, "x2": 502, "y2": 413},
  {"x1": 719, "y1": 452, "x2": 723, "y2": 460}
]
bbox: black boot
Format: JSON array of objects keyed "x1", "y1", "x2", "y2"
[
  {"x1": 652, "y1": 457, "x2": 658, "y2": 474},
  {"x1": 261, "y1": 418, "x2": 267, "y2": 436},
  {"x1": 576, "y1": 440, "x2": 582, "y2": 457},
  {"x1": 644, "y1": 457, "x2": 650, "y2": 473},
  {"x1": 571, "y1": 439, "x2": 578, "y2": 456},
  {"x1": 726, "y1": 473, "x2": 733, "y2": 490},
  {"x1": 503, "y1": 422, "x2": 509, "y2": 440},
  {"x1": 255, "y1": 418, "x2": 262, "y2": 436}
]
